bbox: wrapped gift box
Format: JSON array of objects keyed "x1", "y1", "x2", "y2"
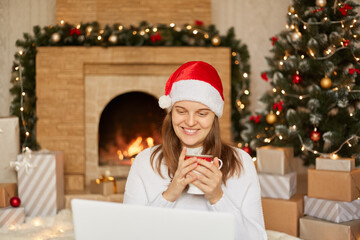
[
  {"x1": 308, "y1": 168, "x2": 360, "y2": 202},
  {"x1": 300, "y1": 216, "x2": 360, "y2": 240},
  {"x1": 0, "y1": 183, "x2": 17, "y2": 208},
  {"x1": 258, "y1": 171, "x2": 297, "y2": 199},
  {"x1": 256, "y1": 146, "x2": 294, "y2": 175},
  {"x1": 17, "y1": 151, "x2": 64, "y2": 217},
  {"x1": 115, "y1": 177, "x2": 127, "y2": 194},
  {"x1": 262, "y1": 194, "x2": 304, "y2": 237},
  {"x1": 316, "y1": 157, "x2": 355, "y2": 172},
  {"x1": 0, "y1": 117, "x2": 19, "y2": 183},
  {"x1": 304, "y1": 196, "x2": 360, "y2": 223},
  {"x1": 0, "y1": 207, "x2": 25, "y2": 228},
  {"x1": 90, "y1": 180, "x2": 116, "y2": 196}
]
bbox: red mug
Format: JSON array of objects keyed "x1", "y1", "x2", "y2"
[{"x1": 184, "y1": 155, "x2": 223, "y2": 194}]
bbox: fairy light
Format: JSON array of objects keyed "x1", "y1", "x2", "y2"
[
  {"x1": 153, "y1": 27, "x2": 158, "y2": 32},
  {"x1": 291, "y1": 125, "x2": 297, "y2": 130},
  {"x1": 97, "y1": 35, "x2": 102, "y2": 40},
  {"x1": 99, "y1": 29, "x2": 104, "y2": 34},
  {"x1": 276, "y1": 111, "x2": 280, "y2": 115},
  {"x1": 283, "y1": 56, "x2": 288, "y2": 60},
  {"x1": 290, "y1": 24, "x2": 295, "y2": 30},
  {"x1": 193, "y1": 30, "x2": 198, "y2": 34},
  {"x1": 301, "y1": 55, "x2": 305, "y2": 59},
  {"x1": 186, "y1": 25, "x2": 192, "y2": 30},
  {"x1": 279, "y1": 135, "x2": 283, "y2": 140},
  {"x1": 170, "y1": 23, "x2": 175, "y2": 27},
  {"x1": 244, "y1": 90, "x2": 250, "y2": 95},
  {"x1": 60, "y1": 20, "x2": 65, "y2": 25},
  {"x1": 273, "y1": 88, "x2": 277, "y2": 93},
  {"x1": 279, "y1": 61, "x2": 284, "y2": 66},
  {"x1": 299, "y1": 96, "x2": 303, "y2": 100},
  {"x1": 252, "y1": 157, "x2": 257, "y2": 162},
  {"x1": 76, "y1": 24, "x2": 81, "y2": 29},
  {"x1": 204, "y1": 33, "x2": 209, "y2": 39},
  {"x1": 232, "y1": 52, "x2": 237, "y2": 57},
  {"x1": 243, "y1": 73, "x2": 248, "y2": 78},
  {"x1": 145, "y1": 28, "x2": 150, "y2": 33},
  {"x1": 235, "y1": 60, "x2": 239, "y2": 65},
  {"x1": 281, "y1": 90, "x2": 286, "y2": 95},
  {"x1": 330, "y1": 153, "x2": 338, "y2": 159},
  {"x1": 140, "y1": 30, "x2": 145, "y2": 36},
  {"x1": 303, "y1": 24, "x2": 307, "y2": 30},
  {"x1": 347, "y1": 141, "x2": 352, "y2": 147},
  {"x1": 132, "y1": 31, "x2": 137, "y2": 35}
]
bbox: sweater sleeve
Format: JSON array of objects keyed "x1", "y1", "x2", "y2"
[
  {"x1": 123, "y1": 148, "x2": 175, "y2": 208},
  {"x1": 206, "y1": 150, "x2": 267, "y2": 240}
]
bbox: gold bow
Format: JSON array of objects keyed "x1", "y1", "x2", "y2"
[{"x1": 95, "y1": 175, "x2": 117, "y2": 194}]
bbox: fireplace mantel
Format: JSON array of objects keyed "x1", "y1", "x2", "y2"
[{"x1": 36, "y1": 46, "x2": 231, "y2": 193}]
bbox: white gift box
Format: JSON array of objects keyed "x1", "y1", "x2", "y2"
[
  {"x1": 17, "y1": 151, "x2": 64, "y2": 217},
  {"x1": 0, "y1": 207, "x2": 25, "y2": 228},
  {"x1": 256, "y1": 146, "x2": 294, "y2": 175},
  {"x1": 304, "y1": 196, "x2": 360, "y2": 223},
  {"x1": 258, "y1": 171, "x2": 297, "y2": 199},
  {"x1": 316, "y1": 157, "x2": 355, "y2": 172},
  {"x1": 0, "y1": 117, "x2": 19, "y2": 183}
]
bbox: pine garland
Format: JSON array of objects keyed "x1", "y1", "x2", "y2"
[{"x1": 9, "y1": 21, "x2": 251, "y2": 149}]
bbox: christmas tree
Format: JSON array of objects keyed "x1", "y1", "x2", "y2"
[{"x1": 241, "y1": 0, "x2": 360, "y2": 166}]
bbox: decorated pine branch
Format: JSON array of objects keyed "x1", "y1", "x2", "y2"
[
  {"x1": 9, "y1": 21, "x2": 251, "y2": 150},
  {"x1": 241, "y1": 0, "x2": 360, "y2": 166}
]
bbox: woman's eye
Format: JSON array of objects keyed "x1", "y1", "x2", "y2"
[{"x1": 198, "y1": 112, "x2": 208, "y2": 117}]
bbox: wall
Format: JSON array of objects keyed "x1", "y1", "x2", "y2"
[{"x1": 0, "y1": 0, "x2": 294, "y2": 118}]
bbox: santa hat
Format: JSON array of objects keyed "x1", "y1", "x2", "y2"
[{"x1": 158, "y1": 61, "x2": 224, "y2": 118}]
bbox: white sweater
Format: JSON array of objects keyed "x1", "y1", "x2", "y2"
[{"x1": 124, "y1": 146, "x2": 267, "y2": 240}]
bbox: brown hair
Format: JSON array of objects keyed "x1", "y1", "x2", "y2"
[{"x1": 150, "y1": 111, "x2": 243, "y2": 184}]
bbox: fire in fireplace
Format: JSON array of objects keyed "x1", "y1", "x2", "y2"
[{"x1": 98, "y1": 91, "x2": 166, "y2": 165}]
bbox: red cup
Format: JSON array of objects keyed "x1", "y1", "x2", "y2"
[{"x1": 184, "y1": 155, "x2": 213, "y2": 162}]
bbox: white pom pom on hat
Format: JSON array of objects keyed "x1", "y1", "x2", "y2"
[{"x1": 158, "y1": 61, "x2": 224, "y2": 118}]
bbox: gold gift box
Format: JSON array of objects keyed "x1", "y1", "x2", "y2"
[
  {"x1": 308, "y1": 168, "x2": 360, "y2": 202},
  {"x1": 262, "y1": 193, "x2": 304, "y2": 237},
  {"x1": 300, "y1": 216, "x2": 360, "y2": 240},
  {"x1": 256, "y1": 146, "x2": 294, "y2": 175}
]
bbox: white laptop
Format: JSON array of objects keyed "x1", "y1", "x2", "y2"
[{"x1": 71, "y1": 199, "x2": 235, "y2": 240}]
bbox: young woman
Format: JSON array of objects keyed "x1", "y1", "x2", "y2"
[{"x1": 124, "y1": 61, "x2": 267, "y2": 239}]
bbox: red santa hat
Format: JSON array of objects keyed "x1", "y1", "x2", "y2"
[{"x1": 158, "y1": 61, "x2": 224, "y2": 118}]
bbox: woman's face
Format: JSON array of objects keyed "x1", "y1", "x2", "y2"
[{"x1": 171, "y1": 101, "x2": 215, "y2": 148}]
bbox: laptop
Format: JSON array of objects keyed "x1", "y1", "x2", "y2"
[{"x1": 71, "y1": 199, "x2": 235, "y2": 240}]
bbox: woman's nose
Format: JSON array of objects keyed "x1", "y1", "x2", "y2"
[{"x1": 185, "y1": 114, "x2": 196, "y2": 126}]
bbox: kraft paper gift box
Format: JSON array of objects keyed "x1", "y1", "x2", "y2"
[
  {"x1": 262, "y1": 194, "x2": 304, "y2": 237},
  {"x1": 308, "y1": 168, "x2": 360, "y2": 202},
  {"x1": 0, "y1": 207, "x2": 25, "y2": 228},
  {"x1": 258, "y1": 171, "x2": 297, "y2": 199},
  {"x1": 304, "y1": 196, "x2": 360, "y2": 223},
  {"x1": 0, "y1": 117, "x2": 19, "y2": 183},
  {"x1": 300, "y1": 216, "x2": 360, "y2": 240},
  {"x1": 115, "y1": 177, "x2": 127, "y2": 194},
  {"x1": 316, "y1": 157, "x2": 355, "y2": 172},
  {"x1": 256, "y1": 146, "x2": 294, "y2": 175},
  {"x1": 90, "y1": 180, "x2": 116, "y2": 196},
  {"x1": 0, "y1": 183, "x2": 17, "y2": 208},
  {"x1": 17, "y1": 151, "x2": 64, "y2": 217}
]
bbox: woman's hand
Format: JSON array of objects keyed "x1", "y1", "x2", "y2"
[
  {"x1": 162, "y1": 147, "x2": 198, "y2": 202},
  {"x1": 190, "y1": 157, "x2": 223, "y2": 204}
]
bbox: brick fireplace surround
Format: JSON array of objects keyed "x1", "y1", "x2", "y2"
[{"x1": 36, "y1": 47, "x2": 231, "y2": 193}]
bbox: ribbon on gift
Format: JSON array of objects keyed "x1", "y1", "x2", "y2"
[
  {"x1": 95, "y1": 175, "x2": 118, "y2": 194},
  {"x1": 9, "y1": 148, "x2": 36, "y2": 173}
]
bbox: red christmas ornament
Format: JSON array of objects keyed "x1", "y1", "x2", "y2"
[
  {"x1": 339, "y1": 4, "x2": 352, "y2": 16},
  {"x1": 150, "y1": 32, "x2": 162, "y2": 42},
  {"x1": 10, "y1": 196, "x2": 21, "y2": 207},
  {"x1": 273, "y1": 101, "x2": 284, "y2": 111},
  {"x1": 313, "y1": 7, "x2": 324, "y2": 13},
  {"x1": 349, "y1": 68, "x2": 360, "y2": 74},
  {"x1": 310, "y1": 130, "x2": 321, "y2": 142},
  {"x1": 343, "y1": 40, "x2": 350, "y2": 47},
  {"x1": 292, "y1": 73, "x2": 302, "y2": 84},
  {"x1": 271, "y1": 37, "x2": 278, "y2": 46},
  {"x1": 249, "y1": 115, "x2": 262, "y2": 124},
  {"x1": 261, "y1": 72, "x2": 269, "y2": 82},
  {"x1": 195, "y1": 20, "x2": 204, "y2": 26},
  {"x1": 242, "y1": 146, "x2": 252, "y2": 155},
  {"x1": 69, "y1": 28, "x2": 81, "y2": 36}
]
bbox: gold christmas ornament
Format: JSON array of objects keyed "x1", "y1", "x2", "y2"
[
  {"x1": 266, "y1": 112, "x2": 277, "y2": 124},
  {"x1": 51, "y1": 33, "x2": 61, "y2": 43},
  {"x1": 288, "y1": 5, "x2": 296, "y2": 14},
  {"x1": 320, "y1": 76, "x2": 332, "y2": 89},
  {"x1": 316, "y1": 0, "x2": 327, "y2": 7},
  {"x1": 211, "y1": 36, "x2": 221, "y2": 46},
  {"x1": 108, "y1": 34, "x2": 118, "y2": 44}
]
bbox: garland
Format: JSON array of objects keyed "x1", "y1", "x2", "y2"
[{"x1": 9, "y1": 20, "x2": 251, "y2": 149}]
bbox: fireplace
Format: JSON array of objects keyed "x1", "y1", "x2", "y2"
[
  {"x1": 36, "y1": 47, "x2": 231, "y2": 193},
  {"x1": 98, "y1": 91, "x2": 165, "y2": 166}
]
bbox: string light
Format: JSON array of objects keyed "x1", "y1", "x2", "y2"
[
  {"x1": 169, "y1": 23, "x2": 175, "y2": 27},
  {"x1": 243, "y1": 73, "x2": 248, "y2": 78}
]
